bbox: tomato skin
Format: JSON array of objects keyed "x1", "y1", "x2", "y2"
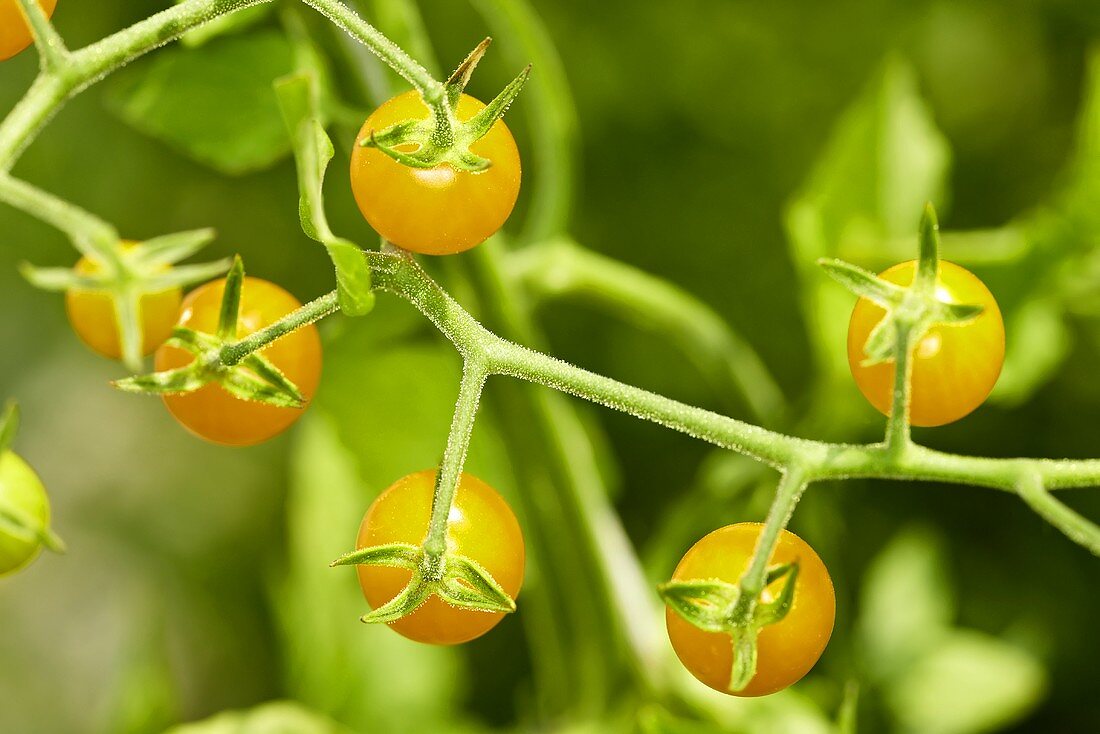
[
  {"x1": 356, "y1": 470, "x2": 525, "y2": 645},
  {"x1": 0, "y1": 452, "x2": 51, "y2": 577},
  {"x1": 847, "y1": 260, "x2": 1005, "y2": 427},
  {"x1": 350, "y1": 91, "x2": 522, "y2": 256},
  {"x1": 665, "y1": 523, "x2": 835, "y2": 697},
  {"x1": 64, "y1": 246, "x2": 182, "y2": 361},
  {"x1": 154, "y1": 277, "x2": 322, "y2": 447},
  {"x1": 0, "y1": 0, "x2": 56, "y2": 61}
]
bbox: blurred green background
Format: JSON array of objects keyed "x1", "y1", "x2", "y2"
[{"x1": 1, "y1": 1, "x2": 1099, "y2": 732}]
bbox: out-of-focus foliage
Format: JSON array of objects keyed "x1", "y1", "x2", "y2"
[{"x1": 1, "y1": 1, "x2": 1099, "y2": 733}]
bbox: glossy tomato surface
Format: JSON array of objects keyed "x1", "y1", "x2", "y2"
[
  {"x1": 665, "y1": 522, "x2": 835, "y2": 696},
  {"x1": 154, "y1": 277, "x2": 322, "y2": 446},
  {"x1": 847, "y1": 259, "x2": 1005, "y2": 427},
  {"x1": 0, "y1": 452, "x2": 51, "y2": 576},
  {"x1": 65, "y1": 246, "x2": 181, "y2": 361},
  {"x1": 0, "y1": 0, "x2": 57, "y2": 61},
  {"x1": 350, "y1": 91, "x2": 521, "y2": 256},
  {"x1": 356, "y1": 470, "x2": 525, "y2": 645}
]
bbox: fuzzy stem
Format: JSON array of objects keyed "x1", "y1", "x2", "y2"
[
  {"x1": 422, "y1": 363, "x2": 489, "y2": 563},
  {"x1": 219, "y1": 291, "x2": 340, "y2": 365},
  {"x1": 885, "y1": 320, "x2": 915, "y2": 452},
  {"x1": 738, "y1": 465, "x2": 810, "y2": 598}
]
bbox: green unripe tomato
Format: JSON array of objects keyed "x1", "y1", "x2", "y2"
[{"x1": 0, "y1": 451, "x2": 52, "y2": 576}]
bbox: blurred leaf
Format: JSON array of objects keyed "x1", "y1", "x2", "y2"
[
  {"x1": 163, "y1": 700, "x2": 353, "y2": 734},
  {"x1": 109, "y1": 31, "x2": 295, "y2": 175},
  {"x1": 991, "y1": 298, "x2": 1071, "y2": 405},
  {"x1": 786, "y1": 57, "x2": 950, "y2": 385},
  {"x1": 857, "y1": 525, "x2": 954, "y2": 678},
  {"x1": 886, "y1": 631, "x2": 1046, "y2": 734}
]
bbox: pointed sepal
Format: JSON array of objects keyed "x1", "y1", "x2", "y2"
[
  {"x1": 445, "y1": 37, "x2": 492, "y2": 108},
  {"x1": 818, "y1": 258, "x2": 905, "y2": 308},
  {"x1": 657, "y1": 578, "x2": 739, "y2": 633},
  {"x1": 463, "y1": 64, "x2": 532, "y2": 143},
  {"x1": 437, "y1": 555, "x2": 517, "y2": 613}
]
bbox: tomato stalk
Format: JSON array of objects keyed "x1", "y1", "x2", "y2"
[
  {"x1": 14, "y1": 0, "x2": 68, "y2": 73},
  {"x1": 421, "y1": 362, "x2": 489, "y2": 563}
]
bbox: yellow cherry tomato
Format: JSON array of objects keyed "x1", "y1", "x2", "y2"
[
  {"x1": 0, "y1": 451, "x2": 52, "y2": 576},
  {"x1": 847, "y1": 260, "x2": 1005, "y2": 427},
  {"x1": 350, "y1": 91, "x2": 522, "y2": 256},
  {"x1": 0, "y1": 0, "x2": 56, "y2": 61},
  {"x1": 665, "y1": 523, "x2": 835, "y2": 697},
  {"x1": 64, "y1": 245, "x2": 182, "y2": 361},
  {"x1": 154, "y1": 277, "x2": 322, "y2": 446},
  {"x1": 356, "y1": 470, "x2": 525, "y2": 645}
]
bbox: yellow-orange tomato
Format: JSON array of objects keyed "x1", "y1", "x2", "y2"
[
  {"x1": 154, "y1": 277, "x2": 321, "y2": 446},
  {"x1": 665, "y1": 523, "x2": 835, "y2": 697},
  {"x1": 0, "y1": 0, "x2": 57, "y2": 61},
  {"x1": 356, "y1": 470, "x2": 525, "y2": 645},
  {"x1": 847, "y1": 260, "x2": 1005, "y2": 427},
  {"x1": 64, "y1": 246, "x2": 181, "y2": 361},
  {"x1": 350, "y1": 91, "x2": 521, "y2": 256}
]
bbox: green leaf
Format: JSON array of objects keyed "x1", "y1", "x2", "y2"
[
  {"x1": 886, "y1": 631, "x2": 1046, "y2": 734},
  {"x1": 109, "y1": 30, "x2": 295, "y2": 175},
  {"x1": 275, "y1": 73, "x2": 374, "y2": 317},
  {"x1": 163, "y1": 700, "x2": 355, "y2": 734},
  {"x1": 857, "y1": 525, "x2": 954, "y2": 679}
]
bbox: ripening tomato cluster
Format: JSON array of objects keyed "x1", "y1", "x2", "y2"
[{"x1": 661, "y1": 260, "x2": 1005, "y2": 697}]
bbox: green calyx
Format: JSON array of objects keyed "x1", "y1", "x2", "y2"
[
  {"x1": 360, "y1": 37, "x2": 531, "y2": 173},
  {"x1": 330, "y1": 541, "x2": 517, "y2": 624},
  {"x1": 20, "y1": 229, "x2": 231, "y2": 371},
  {"x1": 658, "y1": 562, "x2": 800, "y2": 693},
  {"x1": 112, "y1": 257, "x2": 306, "y2": 409},
  {"x1": 818, "y1": 203, "x2": 984, "y2": 366}
]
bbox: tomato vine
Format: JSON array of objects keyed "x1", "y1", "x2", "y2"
[{"x1": 1, "y1": 0, "x2": 1098, "y2": 710}]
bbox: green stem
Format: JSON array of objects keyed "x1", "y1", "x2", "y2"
[
  {"x1": 300, "y1": 0, "x2": 445, "y2": 105},
  {"x1": 361, "y1": 251, "x2": 1100, "y2": 497},
  {"x1": 885, "y1": 320, "x2": 914, "y2": 452},
  {"x1": 1017, "y1": 472, "x2": 1100, "y2": 555},
  {"x1": 422, "y1": 362, "x2": 489, "y2": 562},
  {"x1": 15, "y1": 0, "x2": 69, "y2": 72},
  {"x1": 0, "y1": 173, "x2": 122, "y2": 268},
  {"x1": 220, "y1": 291, "x2": 340, "y2": 365},
  {"x1": 738, "y1": 465, "x2": 809, "y2": 599},
  {"x1": 510, "y1": 239, "x2": 785, "y2": 424}
]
